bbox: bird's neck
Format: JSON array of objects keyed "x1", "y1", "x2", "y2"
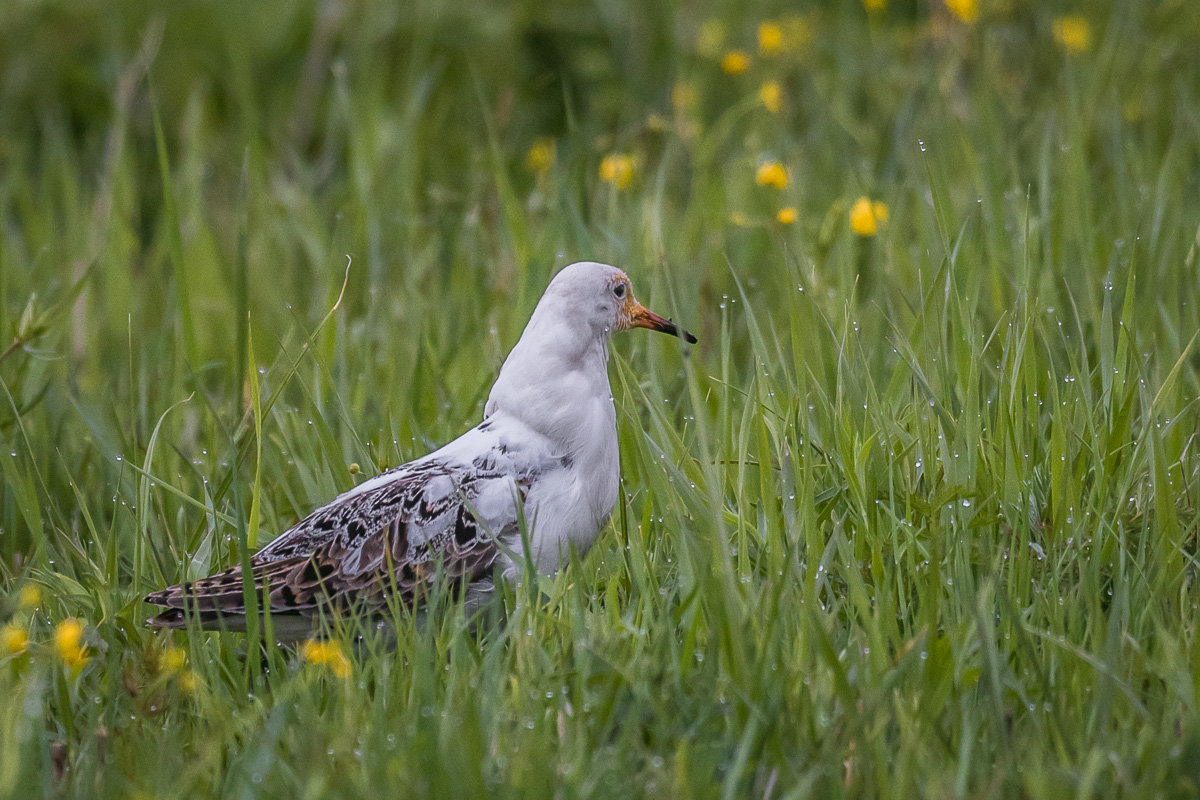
[{"x1": 484, "y1": 309, "x2": 615, "y2": 453}]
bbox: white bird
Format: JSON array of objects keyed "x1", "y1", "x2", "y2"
[{"x1": 146, "y1": 261, "x2": 695, "y2": 637}]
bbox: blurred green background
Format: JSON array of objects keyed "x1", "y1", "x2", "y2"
[{"x1": 2, "y1": 0, "x2": 1200, "y2": 796}]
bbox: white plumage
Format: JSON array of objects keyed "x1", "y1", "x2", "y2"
[{"x1": 146, "y1": 261, "x2": 695, "y2": 636}]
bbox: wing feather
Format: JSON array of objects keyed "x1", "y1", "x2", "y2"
[{"x1": 146, "y1": 442, "x2": 540, "y2": 631}]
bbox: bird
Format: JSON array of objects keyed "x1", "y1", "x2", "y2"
[{"x1": 145, "y1": 261, "x2": 696, "y2": 639}]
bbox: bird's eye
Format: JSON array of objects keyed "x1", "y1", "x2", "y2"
[{"x1": 613, "y1": 284, "x2": 626, "y2": 299}]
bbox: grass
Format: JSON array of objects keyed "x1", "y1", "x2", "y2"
[{"x1": 1, "y1": 0, "x2": 1199, "y2": 796}]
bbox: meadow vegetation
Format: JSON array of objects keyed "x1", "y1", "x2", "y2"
[{"x1": 1, "y1": 1, "x2": 1199, "y2": 796}]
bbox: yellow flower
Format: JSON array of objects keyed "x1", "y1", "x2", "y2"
[
  {"x1": 759, "y1": 81, "x2": 783, "y2": 113},
  {"x1": 671, "y1": 82, "x2": 696, "y2": 113},
  {"x1": 758, "y1": 21, "x2": 784, "y2": 56},
  {"x1": 776, "y1": 207, "x2": 798, "y2": 225},
  {"x1": 1, "y1": 623, "x2": 28, "y2": 656},
  {"x1": 525, "y1": 138, "x2": 555, "y2": 175},
  {"x1": 720, "y1": 50, "x2": 751, "y2": 75},
  {"x1": 54, "y1": 618, "x2": 89, "y2": 669},
  {"x1": 17, "y1": 584, "x2": 41, "y2": 609},
  {"x1": 849, "y1": 197, "x2": 889, "y2": 237},
  {"x1": 160, "y1": 645, "x2": 187, "y2": 675},
  {"x1": 697, "y1": 18, "x2": 726, "y2": 57},
  {"x1": 1053, "y1": 16, "x2": 1091, "y2": 53},
  {"x1": 755, "y1": 161, "x2": 788, "y2": 189},
  {"x1": 301, "y1": 640, "x2": 351, "y2": 679},
  {"x1": 599, "y1": 153, "x2": 635, "y2": 190},
  {"x1": 729, "y1": 211, "x2": 750, "y2": 227},
  {"x1": 945, "y1": 0, "x2": 978, "y2": 23},
  {"x1": 862, "y1": 0, "x2": 887, "y2": 12}
]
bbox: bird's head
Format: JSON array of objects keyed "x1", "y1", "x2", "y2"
[{"x1": 543, "y1": 261, "x2": 697, "y2": 344}]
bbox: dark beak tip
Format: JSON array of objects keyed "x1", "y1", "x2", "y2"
[{"x1": 638, "y1": 307, "x2": 697, "y2": 345}]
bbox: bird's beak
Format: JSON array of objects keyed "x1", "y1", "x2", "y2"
[{"x1": 628, "y1": 301, "x2": 698, "y2": 344}]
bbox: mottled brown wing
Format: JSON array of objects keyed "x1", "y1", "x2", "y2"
[
  {"x1": 144, "y1": 521, "x2": 503, "y2": 630},
  {"x1": 146, "y1": 423, "x2": 548, "y2": 632}
]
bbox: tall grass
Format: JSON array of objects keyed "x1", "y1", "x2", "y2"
[{"x1": 1, "y1": 1, "x2": 1198, "y2": 796}]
